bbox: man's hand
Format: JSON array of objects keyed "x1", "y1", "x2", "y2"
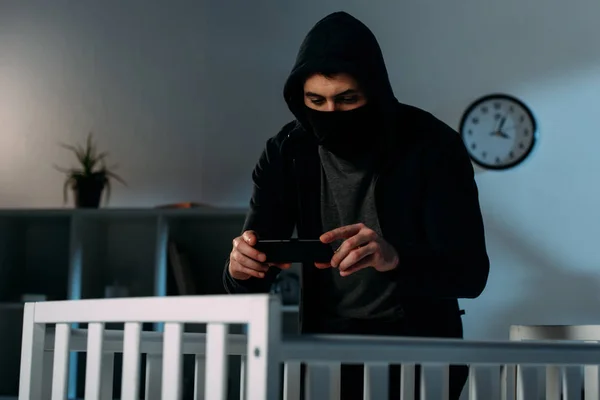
[
  {"x1": 314, "y1": 223, "x2": 399, "y2": 277},
  {"x1": 229, "y1": 230, "x2": 291, "y2": 280}
]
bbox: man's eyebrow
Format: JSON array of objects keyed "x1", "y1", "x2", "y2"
[
  {"x1": 334, "y1": 89, "x2": 359, "y2": 97},
  {"x1": 304, "y1": 89, "x2": 360, "y2": 98}
]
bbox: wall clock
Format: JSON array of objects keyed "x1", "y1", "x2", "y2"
[{"x1": 459, "y1": 94, "x2": 537, "y2": 170}]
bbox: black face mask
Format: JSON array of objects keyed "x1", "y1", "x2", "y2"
[{"x1": 304, "y1": 103, "x2": 381, "y2": 159}]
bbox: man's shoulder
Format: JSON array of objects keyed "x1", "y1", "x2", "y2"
[
  {"x1": 268, "y1": 120, "x2": 302, "y2": 145},
  {"x1": 396, "y1": 102, "x2": 464, "y2": 151},
  {"x1": 261, "y1": 120, "x2": 313, "y2": 161},
  {"x1": 394, "y1": 103, "x2": 473, "y2": 177}
]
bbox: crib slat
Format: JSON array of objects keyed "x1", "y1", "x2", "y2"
[
  {"x1": 100, "y1": 354, "x2": 114, "y2": 400},
  {"x1": 500, "y1": 365, "x2": 516, "y2": 400},
  {"x1": 245, "y1": 297, "x2": 281, "y2": 400},
  {"x1": 561, "y1": 366, "x2": 581, "y2": 400},
  {"x1": 364, "y1": 363, "x2": 388, "y2": 400},
  {"x1": 42, "y1": 350, "x2": 54, "y2": 400},
  {"x1": 205, "y1": 323, "x2": 229, "y2": 400},
  {"x1": 306, "y1": 363, "x2": 338, "y2": 400},
  {"x1": 546, "y1": 366, "x2": 561, "y2": 400},
  {"x1": 121, "y1": 322, "x2": 142, "y2": 400},
  {"x1": 283, "y1": 362, "x2": 301, "y2": 400},
  {"x1": 145, "y1": 354, "x2": 162, "y2": 400},
  {"x1": 441, "y1": 365, "x2": 450, "y2": 400},
  {"x1": 516, "y1": 365, "x2": 525, "y2": 400},
  {"x1": 161, "y1": 322, "x2": 183, "y2": 400},
  {"x1": 51, "y1": 324, "x2": 71, "y2": 400},
  {"x1": 419, "y1": 365, "x2": 428, "y2": 400},
  {"x1": 18, "y1": 304, "x2": 46, "y2": 400},
  {"x1": 329, "y1": 363, "x2": 341, "y2": 399},
  {"x1": 84, "y1": 322, "x2": 105, "y2": 400},
  {"x1": 193, "y1": 355, "x2": 206, "y2": 400},
  {"x1": 517, "y1": 366, "x2": 540, "y2": 400},
  {"x1": 584, "y1": 365, "x2": 600, "y2": 400},
  {"x1": 239, "y1": 355, "x2": 246, "y2": 400},
  {"x1": 304, "y1": 363, "x2": 340, "y2": 399},
  {"x1": 401, "y1": 363, "x2": 416, "y2": 400},
  {"x1": 469, "y1": 366, "x2": 478, "y2": 400}
]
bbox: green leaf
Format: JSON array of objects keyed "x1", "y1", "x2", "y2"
[
  {"x1": 56, "y1": 132, "x2": 126, "y2": 204},
  {"x1": 63, "y1": 176, "x2": 75, "y2": 204}
]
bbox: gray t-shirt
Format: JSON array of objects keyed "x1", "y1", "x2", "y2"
[{"x1": 319, "y1": 147, "x2": 401, "y2": 321}]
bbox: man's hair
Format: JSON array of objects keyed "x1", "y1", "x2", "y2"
[
  {"x1": 305, "y1": 71, "x2": 356, "y2": 83},
  {"x1": 304, "y1": 71, "x2": 364, "y2": 95}
]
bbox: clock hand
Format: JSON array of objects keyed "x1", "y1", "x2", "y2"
[
  {"x1": 494, "y1": 114, "x2": 502, "y2": 131},
  {"x1": 498, "y1": 116, "x2": 507, "y2": 130}
]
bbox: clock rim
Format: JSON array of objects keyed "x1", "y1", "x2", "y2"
[{"x1": 459, "y1": 93, "x2": 537, "y2": 171}]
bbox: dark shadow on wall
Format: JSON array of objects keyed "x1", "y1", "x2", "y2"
[
  {"x1": 482, "y1": 214, "x2": 600, "y2": 338},
  {"x1": 455, "y1": 214, "x2": 600, "y2": 399}
]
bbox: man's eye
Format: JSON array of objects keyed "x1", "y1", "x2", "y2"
[
  {"x1": 338, "y1": 96, "x2": 359, "y2": 104},
  {"x1": 310, "y1": 98, "x2": 325, "y2": 105}
]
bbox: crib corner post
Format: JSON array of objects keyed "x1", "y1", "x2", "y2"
[
  {"x1": 18, "y1": 303, "x2": 46, "y2": 400},
  {"x1": 245, "y1": 295, "x2": 282, "y2": 400}
]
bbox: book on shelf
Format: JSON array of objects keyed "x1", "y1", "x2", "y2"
[
  {"x1": 155, "y1": 202, "x2": 211, "y2": 209},
  {"x1": 167, "y1": 240, "x2": 197, "y2": 295}
]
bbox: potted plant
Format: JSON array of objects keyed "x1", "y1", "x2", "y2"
[{"x1": 55, "y1": 132, "x2": 126, "y2": 208}]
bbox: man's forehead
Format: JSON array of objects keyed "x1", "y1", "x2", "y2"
[{"x1": 303, "y1": 73, "x2": 361, "y2": 94}]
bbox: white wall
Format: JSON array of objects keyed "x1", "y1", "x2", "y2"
[{"x1": 3, "y1": 0, "x2": 600, "y2": 345}]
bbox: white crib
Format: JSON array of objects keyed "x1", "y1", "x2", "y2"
[
  {"x1": 509, "y1": 324, "x2": 600, "y2": 400},
  {"x1": 17, "y1": 294, "x2": 600, "y2": 400}
]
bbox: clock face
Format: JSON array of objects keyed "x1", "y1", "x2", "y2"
[{"x1": 459, "y1": 94, "x2": 537, "y2": 170}]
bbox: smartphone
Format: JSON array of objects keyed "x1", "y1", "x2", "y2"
[{"x1": 254, "y1": 239, "x2": 334, "y2": 263}]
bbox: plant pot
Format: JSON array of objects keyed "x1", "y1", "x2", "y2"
[{"x1": 74, "y1": 178, "x2": 105, "y2": 208}]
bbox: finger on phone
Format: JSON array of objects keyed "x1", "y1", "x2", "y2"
[
  {"x1": 233, "y1": 252, "x2": 268, "y2": 272},
  {"x1": 237, "y1": 239, "x2": 266, "y2": 262},
  {"x1": 314, "y1": 262, "x2": 331, "y2": 269},
  {"x1": 242, "y1": 230, "x2": 257, "y2": 246}
]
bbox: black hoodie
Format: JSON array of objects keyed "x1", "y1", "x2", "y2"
[
  {"x1": 283, "y1": 12, "x2": 397, "y2": 133},
  {"x1": 223, "y1": 12, "x2": 489, "y2": 337}
]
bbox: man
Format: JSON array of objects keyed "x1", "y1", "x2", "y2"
[{"x1": 223, "y1": 11, "x2": 489, "y2": 400}]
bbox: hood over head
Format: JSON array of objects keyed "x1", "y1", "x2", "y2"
[{"x1": 283, "y1": 12, "x2": 398, "y2": 133}]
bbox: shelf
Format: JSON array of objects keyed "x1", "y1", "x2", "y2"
[
  {"x1": 167, "y1": 215, "x2": 247, "y2": 295},
  {"x1": 0, "y1": 208, "x2": 251, "y2": 398},
  {"x1": 0, "y1": 208, "x2": 249, "y2": 300},
  {"x1": 75, "y1": 216, "x2": 159, "y2": 299},
  {"x1": 0, "y1": 303, "x2": 24, "y2": 310},
  {"x1": 0, "y1": 216, "x2": 71, "y2": 302},
  {"x1": 0, "y1": 207, "x2": 248, "y2": 218}
]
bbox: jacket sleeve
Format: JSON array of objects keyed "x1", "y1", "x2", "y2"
[
  {"x1": 386, "y1": 134, "x2": 490, "y2": 299},
  {"x1": 223, "y1": 135, "x2": 296, "y2": 294}
]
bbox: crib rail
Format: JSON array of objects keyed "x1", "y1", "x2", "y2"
[
  {"x1": 283, "y1": 334, "x2": 600, "y2": 365},
  {"x1": 18, "y1": 294, "x2": 600, "y2": 400},
  {"x1": 510, "y1": 325, "x2": 600, "y2": 400},
  {"x1": 283, "y1": 335, "x2": 600, "y2": 399},
  {"x1": 43, "y1": 328, "x2": 248, "y2": 355},
  {"x1": 19, "y1": 295, "x2": 281, "y2": 400}
]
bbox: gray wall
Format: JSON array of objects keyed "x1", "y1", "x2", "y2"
[{"x1": 3, "y1": 0, "x2": 600, "y2": 375}]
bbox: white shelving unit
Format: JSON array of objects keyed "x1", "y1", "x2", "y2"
[
  {"x1": 0, "y1": 207, "x2": 249, "y2": 301},
  {"x1": 0, "y1": 207, "x2": 254, "y2": 398}
]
